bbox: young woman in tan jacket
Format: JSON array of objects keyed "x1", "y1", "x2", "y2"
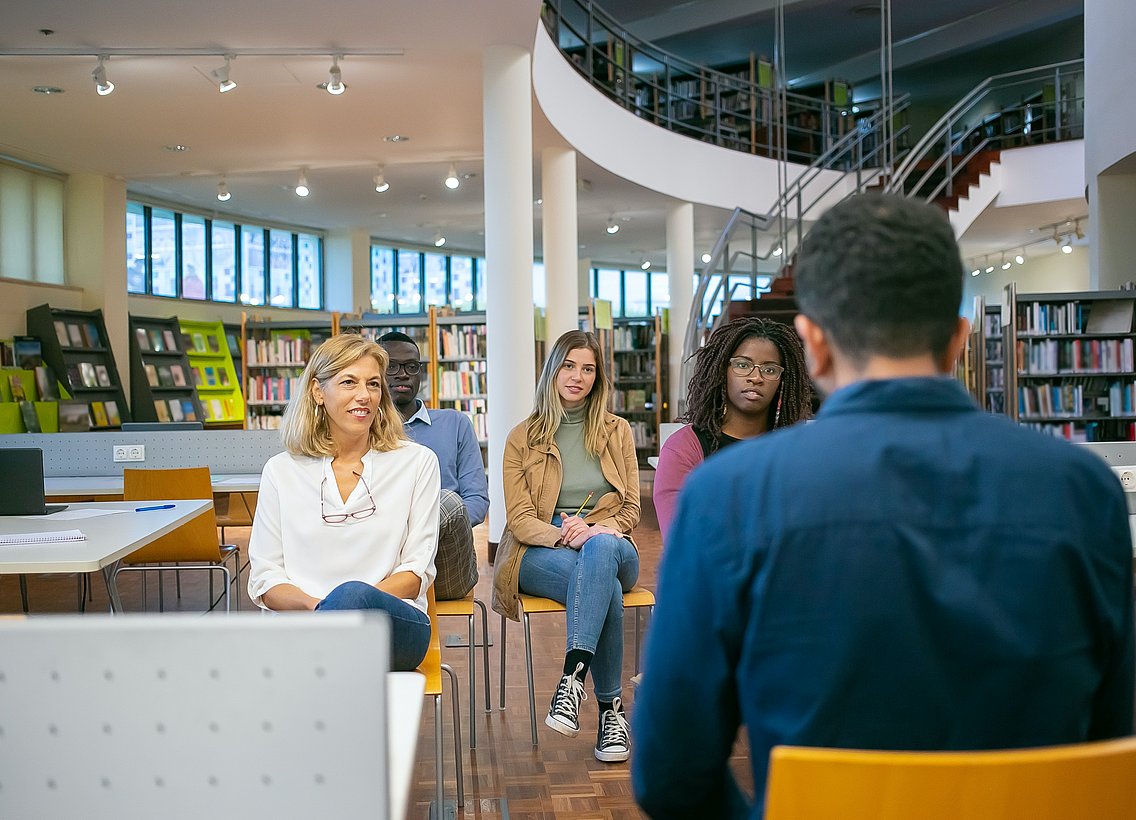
[{"x1": 492, "y1": 330, "x2": 641, "y2": 762}]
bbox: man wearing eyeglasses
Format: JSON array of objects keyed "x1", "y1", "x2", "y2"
[
  {"x1": 379, "y1": 332, "x2": 488, "y2": 600},
  {"x1": 633, "y1": 194, "x2": 1134, "y2": 819}
]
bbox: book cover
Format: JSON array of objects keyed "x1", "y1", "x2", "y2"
[
  {"x1": 34, "y1": 366, "x2": 58, "y2": 400},
  {"x1": 200, "y1": 401, "x2": 212, "y2": 421},
  {"x1": 207, "y1": 334, "x2": 220, "y2": 353},
  {"x1": 204, "y1": 366, "x2": 217, "y2": 386},
  {"x1": 90, "y1": 401, "x2": 109, "y2": 427},
  {"x1": 162, "y1": 329, "x2": 178, "y2": 351},
  {"x1": 191, "y1": 367, "x2": 203, "y2": 386},
  {"x1": 84, "y1": 322, "x2": 102, "y2": 348},
  {"x1": 18, "y1": 400, "x2": 40, "y2": 433},
  {"x1": 66, "y1": 363, "x2": 82, "y2": 387},
  {"x1": 154, "y1": 400, "x2": 170, "y2": 422},
  {"x1": 55, "y1": 320, "x2": 70, "y2": 347},
  {"x1": 217, "y1": 368, "x2": 231, "y2": 387},
  {"x1": 148, "y1": 328, "x2": 165, "y2": 352},
  {"x1": 170, "y1": 365, "x2": 187, "y2": 387},
  {"x1": 180, "y1": 332, "x2": 193, "y2": 351},
  {"x1": 94, "y1": 364, "x2": 111, "y2": 387},
  {"x1": 144, "y1": 364, "x2": 159, "y2": 387},
  {"x1": 135, "y1": 327, "x2": 151, "y2": 351},
  {"x1": 8, "y1": 374, "x2": 28, "y2": 402},
  {"x1": 180, "y1": 399, "x2": 197, "y2": 421},
  {"x1": 169, "y1": 399, "x2": 185, "y2": 421},
  {"x1": 1085, "y1": 300, "x2": 1135, "y2": 335},
  {"x1": 210, "y1": 398, "x2": 224, "y2": 419},
  {"x1": 79, "y1": 362, "x2": 97, "y2": 387},
  {"x1": 67, "y1": 324, "x2": 84, "y2": 347},
  {"x1": 59, "y1": 401, "x2": 91, "y2": 432},
  {"x1": 192, "y1": 332, "x2": 207, "y2": 352},
  {"x1": 157, "y1": 365, "x2": 173, "y2": 386},
  {"x1": 226, "y1": 333, "x2": 240, "y2": 355},
  {"x1": 104, "y1": 400, "x2": 121, "y2": 427}
]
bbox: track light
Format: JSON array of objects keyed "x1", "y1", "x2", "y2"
[
  {"x1": 772, "y1": 246, "x2": 783, "y2": 257},
  {"x1": 1015, "y1": 252, "x2": 1025, "y2": 265},
  {"x1": 640, "y1": 259, "x2": 651, "y2": 270},
  {"x1": 1001, "y1": 253, "x2": 1011, "y2": 271},
  {"x1": 433, "y1": 230, "x2": 446, "y2": 247},
  {"x1": 92, "y1": 56, "x2": 114, "y2": 96},
  {"x1": 374, "y1": 167, "x2": 389, "y2": 193},
  {"x1": 295, "y1": 168, "x2": 310, "y2": 197},
  {"x1": 212, "y1": 56, "x2": 236, "y2": 93},
  {"x1": 701, "y1": 253, "x2": 712, "y2": 264},
  {"x1": 605, "y1": 218, "x2": 620, "y2": 235},
  {"x1": 216, "y1": 179, "x2": 231, "y2": 202},
  {"x1": 326, "y1": 56, "x2": 345, "y2": 95},
  {"x1": 985, "y1": 261, "x2": 995, "y2": 274},
  {"x1": 970, "y1": 264, "x2": 980, "y2": 277},
  {"x1": 444, "y1": 163, "x2": 459, "y2": 190},
  {"x1": 1061, "y1": 238, "x2": 1073, "y2": 254}
]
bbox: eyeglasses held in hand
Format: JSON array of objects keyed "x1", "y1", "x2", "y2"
[
  {"x1": 728, "y1": 358, "x2": 784, "y2": 380},
  {"x1": 386, "y1": 360, "x2": 423, "y2": 376},
  {"x1": 321, "y1": 471, "x2": 377, "y2": 524}
]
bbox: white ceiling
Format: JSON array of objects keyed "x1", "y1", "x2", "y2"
[{"x1": 0, "y1": 0, "x2": 1087, "y2": 273}]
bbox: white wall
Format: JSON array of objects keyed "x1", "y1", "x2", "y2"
[
  {"x1": 0, "y1": 278, "x2": 84, "y2": 339},
  {"x1": 997, "y1": 141, "x2": 1086, "y2": 207},
  {"x1": 1085, "y1": 1, "x2": 1136, "y2": 178},
  {"x1": 962, "y1": 246, "x2": 1090, "y2": 308}
]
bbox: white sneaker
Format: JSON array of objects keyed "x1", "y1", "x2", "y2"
[
  {"x1": 545, "y1": 661, "x2": 587, "y2": 738},
  {"x1": 594, "y1": 696, "x2": 631, "y2": 762}
]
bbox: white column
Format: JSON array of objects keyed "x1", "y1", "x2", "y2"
[
  {"x1": 541, "y1": 146, "x2": 579, "y2": 342},
  {"x1": 324, "y1": 229, "x2": 370, "y2": 313},
  {"x1": 484, "y1": 45, "x2": 536, "y2": 545},
  {"x1": 666, "y1": 201, "x2": 694, "y2": 421}
]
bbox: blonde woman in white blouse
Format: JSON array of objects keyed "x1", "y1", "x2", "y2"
[{"x1": 247, "y1": 334, "x2": 440, "y2": 671}]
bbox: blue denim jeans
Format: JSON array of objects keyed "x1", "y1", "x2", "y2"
[
  {"x1": 518, "y1": 523, "x2": 639, "y2": 701},
  {"x1": 315, "y1": 580, "x2": 431, "y2": 672}
]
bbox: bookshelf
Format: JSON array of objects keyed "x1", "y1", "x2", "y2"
[
  {"x1": 128, "y1": 314, "x2": 204, "y2": 424},
  {"x1": 611, "y1": 314, "x2": 669, "y2": 467},
  {"x1": 178, "y1": 318, "x2": 244, "y2": 427},
  {"x1": 1004, "y1": 284, "x2": 1136, "y2": 441},
  {"x1": 242, "y1": 318, "x2": 331, "y2": 430},
  {"x1": 223, "y1": 323, "x2": 244, "y2": 391},
  {"x1": 982, "y1": 302, "x2": 1005, "y2": 414},
  {"x1": 26, "y1": 304, "x2": 131, "y2": 430},
  {"x1": 433, "y1": 311, "x2": 488, "y2": 447}
]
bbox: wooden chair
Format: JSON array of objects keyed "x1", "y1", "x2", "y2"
[
  {"x1": 419, "y1": 586, "x2": 464, "y2": 814},
  {"x1": 435, "y1": 593, "x2": 492, "y2": 748},
  {"x1": 498, "y1": 586, "x2": 655, "y2": 746},
  {"x1": 115, "y1": 467, "x2": 240, "y2": 611},
  {"x1": 765, "y1": 737, "x2": 1136, "y2": 820}
]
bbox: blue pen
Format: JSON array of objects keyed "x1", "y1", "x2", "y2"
[{"x1": 135, "y1": 504, "x2": 176, "y2": 512}]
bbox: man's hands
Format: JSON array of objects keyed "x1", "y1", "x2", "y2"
[{"x1": 558, "y1": 514, "x2": 620, "y2": 549}]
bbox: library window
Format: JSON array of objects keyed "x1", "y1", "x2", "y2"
[
  {"x1": 424, "y1": 252, "x2": 448, "y2": 308},
  {"x1": 533, "y1": 262, "x2": 546, "y2": 309},
  {"x1": 370, "y1": 246, "x2": 395, "y2": 313},
  {"x1": 475, "y1": 258, "x2": 487, "y2": 311},
  {"x1": 124, "y1": 202, "x2": 323, "y2": 309},
  {"x1": 589, "y1": 267, "x2": 673, "y2": 317},
  {"x1": 651, "y1": 272, "x2": 670, "y2": 311},
  {"x1": 0, "y1": 163, "x2": 64, "y2": 284},
  {"x1": 595, "y1": 269, "x2": 624, "y2": 317},
  {"x1": 624, "y1": 270, "x2": 649, "y2": 317},
  {"x1": 451, "y1": 257, "x2": 475, "y2": 312},
  {"x1": 397, "y1": 250, "x2": 423, "y2": 313}
]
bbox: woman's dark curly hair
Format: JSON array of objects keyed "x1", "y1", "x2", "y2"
[{"x1": 682, "y1": 317, "x2": 811, "y2": 445}]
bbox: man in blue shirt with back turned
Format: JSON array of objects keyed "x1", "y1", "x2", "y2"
[
  {"x1": 380, "y1": 332, "x2": 488, "y2": 600},
  {"x1": 632, "y1": 194, "x2": 1135, "y2": 819}
]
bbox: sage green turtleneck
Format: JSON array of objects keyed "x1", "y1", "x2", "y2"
[{"x1": 553, "y1": 405, "x2": 616, "y2": 518}]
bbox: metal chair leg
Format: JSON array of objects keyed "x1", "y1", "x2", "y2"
[
  {"x1": 441, "y1": 663, "x2": 464, "y2": 808},
  {"x1": 473, "y1": 598, "x2": 492, "y2": 711},
  {"x1": 433, "y1": 693, "x2": 444, "y2": 815},
  {"x1": 466, "y1": 613, "x2": 476, "y2": 748},
  {"x1": 498, "y1": 613, "x2": 508, "y2": 711},
  {"x1": 523, "y1": 611, "x2": 538, "y2": 747},
  {"x1": 18, "y1": 575, "x2": 29, "y2": 613}
]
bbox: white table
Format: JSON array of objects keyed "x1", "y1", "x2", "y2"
[
  {"x1": 45, "y1": 473, "x2": 262, "y2": 497},
  {"x1": 388, "y1": 671, "x2": 426, "y2": 820},
  {"x1": 0, "y1": 499, "x2": 211, "y2": 612}
]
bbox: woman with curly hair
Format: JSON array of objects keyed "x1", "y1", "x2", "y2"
[{"x1": 653, "y1": 317, "x2": 811, "y2": 541}]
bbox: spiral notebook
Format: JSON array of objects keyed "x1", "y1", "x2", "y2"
[{"x1": 0, "y1": 529, "x2": 86, "y2": 545}]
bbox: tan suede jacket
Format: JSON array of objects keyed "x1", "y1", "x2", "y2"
[{"x1": 492, "y1": 411, "x2": 641, "y2": 620}]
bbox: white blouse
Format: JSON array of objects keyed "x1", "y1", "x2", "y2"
[{"x1": 247, "y1": 442, "x2": 441, "y2": 614}]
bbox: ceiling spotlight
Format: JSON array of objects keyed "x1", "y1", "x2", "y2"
[
  {"x1": 1015, "y1": 252, "x2": 1025, "y2": 265},
  {"x1": 91, "y1": 56, "x2": 114, "y2": 96},
  {"x1": 640, "y1": 260, "x2": 651, "y2": 270},
  {"x1": 1061, "y1": 237, "x2": 1073, "y2": 254},
  {"x1": 326, "y1": 56, "x2": 345, "y2": 95},
  {"x1": 433, "y1": 230, "x2": 446, "y2": 247},
  {"x1": 701, "y1": 253, "x2": 712, "y2": 264},
  {"x1": 970, "y1": 266, "x2": 980, "y2": 277},
  {"x1": 374, "y1": 167, "x2": 389, "y2": 193},
  {"x1": 605, "y1": 218, "x2": 620, "y2": 235},
  {"x1": 212, "y1": 55, "x2": 237, "y2": 93},
  {"x1": 1001, "y1": 254, "x2": 1011, "y2": 271},
  {"x1": 295, "y1": 168, "x2": 310, "y2": 198},
  {"x1": 216, "y1": 179, "x2": 231, "y2": 202},
  {"x1": 985, "y1": 263, "x2": 995, "y2": 274},
  {"x1": 772, "y1": 246, "x2": 784, "y2": 257},
  {"x1": 444, "y1": 163, "x2": 460, "y2": 190}
]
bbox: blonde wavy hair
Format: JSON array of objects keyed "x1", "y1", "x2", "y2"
[
  {"x1": 527, "y1": 330, "x2": 610, "y2": 456},
  {"x1": 280, "y1": 333, "x2": 406, "y2": 457}
]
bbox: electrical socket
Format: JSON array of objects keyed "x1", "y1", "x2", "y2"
[
  {"x1": 113, "y1": 445, "x2": 146, "y2": 463},
  {"x1": 1110, "y1": 466, "x2": 1136, "y2": 492}
]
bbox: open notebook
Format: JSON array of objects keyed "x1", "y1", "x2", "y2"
[{"x1": 0, "y1": 529, "x2": 85, "y2": 545}]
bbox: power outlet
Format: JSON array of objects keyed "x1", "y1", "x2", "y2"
[
  {"x1": 1110, "y1": 466, "x2": 1136, "y2": 492},
  {"x1": 113, "y1": 445, "x2": 146, "y2": 463}
]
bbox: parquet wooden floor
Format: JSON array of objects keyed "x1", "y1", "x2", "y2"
[{"x1": 0, "y1": 480, "x2": 755, "y2": 818}]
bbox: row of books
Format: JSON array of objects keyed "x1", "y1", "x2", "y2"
[
  {"x1": 458, "y1": 409, "x2": 488, "y2": 443},
  {"x1": 1017, "y1": 383, "x2": 1094, "y2": 419},
  {"x1": 1017, "y1": 299, "x2": 1135, "y2": 336},
  {"x1": 612, "y1": 389, "x2": 654, "y2": 413},
  {"x1": 247, "y1": 414, "x2": 283, "y2": 430},
  {"x1": 192, "y1": 365, "x2": 232, "y2": 388},
  {"x1": 247, "y1": 375, "x2": 301, "y2": 403},
  {"x1": 1026, "y1": 421, "x2": 1132, "y2": 443},
  {"x1": 143, "y1": 363, "x2": 190, "y2": 389},
  {"x1": 437, "y1": 363, "x2": 486, "y2": 398},
  {"x1": 134, "y1": 327, "x2": 182, "y2": 353},
  {"x1": 1016, "y1": 338, "x2": 1135, "y2": 375},
  {"x1": 88, "y1": 399, "x2": 123, "y2": 428},
  {"x1": 626, "y1": 420, "x2": 657, "y2": 449},
  {"x1": 246, "y1": 336, "x2": 309, "y2": 366},
  {"x1": 153, "y1": 398, "x2": 200, "y2": 423},
  {"x1": 438, "y1": 326, "x2": 486, "y2": 359},
  {"x1": 53, "y1": 319, "x2": 103, "y2": 350},
  {"x1": 439, "y1": 397, "x2": 487, "y2": 442},
  {"x1": 613, "y1": 325, "x2": 656, "y2": 351},
  {"x1": 66, "y1": 361, "x2": 114, "y2": 389}
]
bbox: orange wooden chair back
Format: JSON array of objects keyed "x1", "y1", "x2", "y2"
[{"x1": 122, "y1": 467, "x2": 222, "y2": 564}]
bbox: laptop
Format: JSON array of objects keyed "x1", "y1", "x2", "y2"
[{"x1": 0, "y1": 448, "x2": 68, "y2": 515}]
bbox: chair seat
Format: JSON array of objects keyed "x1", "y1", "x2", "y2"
[
  {"x1": 517, "y1": 594, "x2": 566, "y2": 615},
  {"x1": 435, "y1": 594, "x2": 475, "y2": 617}
]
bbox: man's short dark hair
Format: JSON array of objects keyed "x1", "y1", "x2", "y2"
[
  {"x1": 793, "y1": 193, "x2": 963, "y2": 364},
  {"x1": 377, "y1": 331, "x2": 419, "y2": 353}
]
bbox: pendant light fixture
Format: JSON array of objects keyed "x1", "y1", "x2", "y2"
[
  {"x1": 92, "y1": 56, "x2": 114, "y2": 96},
  {"x1": 444, "y1": 163, "x2": 460, "y2": 190},
  {"x1": 216, "y1": 178, "x2": 231, "y2": 202}
]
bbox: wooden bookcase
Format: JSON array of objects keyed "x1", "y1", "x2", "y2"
[
  {"x1": 433, "y1": 311, "x2": 488, "y2": 447},
  {"x1": 611, "y1": 314, "x2": 669, "y2": 467},
  {"x1": 178, "y1": 318, "x2": 244, "y2": 427},
  {"x1": 27, "y1": 304, "x2": 131, "y2": 430},
  {"x1": 1003, "y1": 283, "x2": 1136, "y2": 441},
  {"x1": 128, "y1": 314, "x2": 204, "y2": 424},
  {"x1": 982, "y1": 302, "x2": 1005, "y2": 414},
  {"x1": 242, "y1": 318, "x2": 331, "y2": 430}
]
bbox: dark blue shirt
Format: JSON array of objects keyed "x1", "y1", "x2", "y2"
[{"x1": 633, "y1": 377, "x2": 1134, "y2": 819}]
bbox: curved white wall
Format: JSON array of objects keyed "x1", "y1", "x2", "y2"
[{"x1": 531, "y1": 24, "x2": 858, "y2": 214}]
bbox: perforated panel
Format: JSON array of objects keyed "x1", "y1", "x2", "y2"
[
  {"x1": 0, "y1": 612, "x2": 390, "y2": 819},
  {"x1": 0, "y1": 431, "x2": 284, "y2": 476}
]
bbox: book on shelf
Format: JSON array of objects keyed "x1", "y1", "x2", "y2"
[
  {"x1": 59, "y1": 402, "x2": 90, "y2": 432},
  {"x1": 94, "y1": 364, "x2": 111, "y2": 387},
  {"x1": 148, "y1": 328, "x2": 165, "y2": 352},
  {"x1": 169, "y1": 399, "x2": 185, "y2": 422},
  {"x1": 67, "y1": 324, "x2": 84, "y2": 347},
  {"x1": 90, "y1": 401, "x2": 109, "y2": 427},
  {"x1": 55, "y1": 321, "x2": 71, "y2": 347},
  {"x1": 162, "y1": 329, "x2": 178, "y2": 351},
  {"x1": 1085, "y1": 300, "x2": 1135, "y2": 335},
  {"x1": 144, "y1": 364, "x2": 159, "y2": 387},
  {"x1": 154, "y1": 400, "x2": 170, "y2": 422},
  {"x1": 104, "y1": 400, "x2": 121, "y2": 427},
  {"x1": 171, "y1": 365, "x2": 187, "y2": 386}
]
